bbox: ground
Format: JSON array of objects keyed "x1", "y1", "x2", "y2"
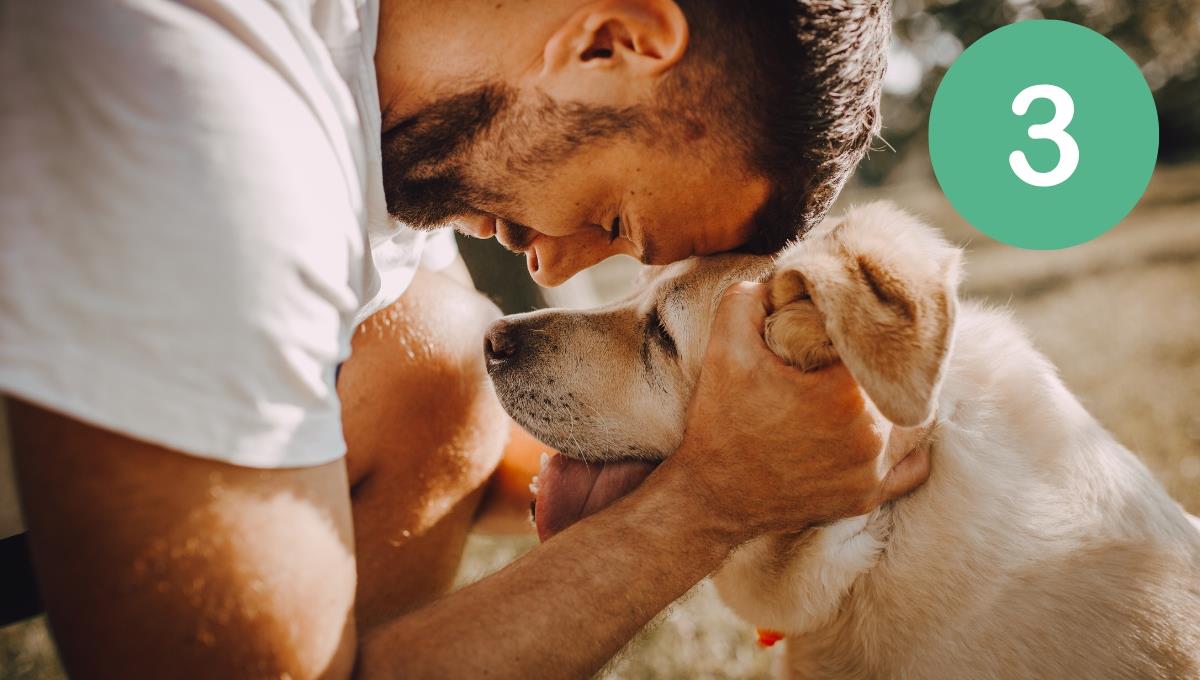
[{"x1": 3, "y1": 162, "x2": 1198, "y2": 679}]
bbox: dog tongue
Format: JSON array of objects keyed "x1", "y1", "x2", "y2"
[{"x1": 535, "y1": 455, "x2": 657, "y2": 542}]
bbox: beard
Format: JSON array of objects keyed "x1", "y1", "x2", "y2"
[
  {"x1": 379, "y1": 83, "x2": 642, "y2": 230},
  {"x1": 380, "y1": 84, "x2": 512, "y2": 229}
]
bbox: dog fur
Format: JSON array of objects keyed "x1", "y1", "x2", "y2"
[{"x1": 487, "y1": 202, "x2": 1200, "y2": 678}]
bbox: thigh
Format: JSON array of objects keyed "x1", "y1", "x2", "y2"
[{"x1": 339, "y1": 269, "x2": 508, "y2": 632}]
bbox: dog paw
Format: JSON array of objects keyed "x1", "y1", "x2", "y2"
[{"x1": 764, "y1": 267, "x2": 839, "y2": 372}]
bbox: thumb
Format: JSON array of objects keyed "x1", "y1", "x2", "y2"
[
  {"x1": 880, "y1": 444, "x2": 931, "y2": 502},
  {"x1": 711, "y1": 281, "x2": 769, "y2": 339}
]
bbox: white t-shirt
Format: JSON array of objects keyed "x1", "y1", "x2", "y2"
[{"x1": 0, "y1": 0, "x2": 457, "y2": 537}]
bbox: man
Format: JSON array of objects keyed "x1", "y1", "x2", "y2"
[{"x1": 0, "y1": 0, "x2": 924, "y2": 678}]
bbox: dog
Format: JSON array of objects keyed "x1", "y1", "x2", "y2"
[{"x1": 484, "y1": 202, "x2": 1200, "y2": 678}]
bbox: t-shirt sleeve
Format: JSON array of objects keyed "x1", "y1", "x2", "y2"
[{"x1": 0, "y1": 2, "x2": 365, "y2": 467}]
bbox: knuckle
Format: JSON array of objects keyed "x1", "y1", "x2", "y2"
[
  {"x1": 807, "y1": 371, "x2": 864, "y2": 416},
  {"x1": 716, "y1": 282, "x2": 765, "y2": 315},
  {"x1": 842, "y1": 429, "x2": 881, "y2": 465},
  {"x1": 722, "y1": 281, "x2": 761, "y2": 299},
  {"x1": 829, "y1": 380, "x2": 866, "y2": 412}
]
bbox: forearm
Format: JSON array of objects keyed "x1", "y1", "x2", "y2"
[{"x1": 358, "y1": 456, "x2": 733, "y2": 680}]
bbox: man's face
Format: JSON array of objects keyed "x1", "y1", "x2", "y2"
[
  {"x1": 380, "y1": 86, "x2": 769, "y2": 286},
  {"x1": 374, "y1": 1, "x2": 771, "y2": 286}
]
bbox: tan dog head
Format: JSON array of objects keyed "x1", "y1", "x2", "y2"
[
  {"x1": 485, "y1": 201, "x2": 962, "y2": 463},
  {"x1": 764, "y1": 202, "x2": 962, "y2": 426},
  {"x1": 485, "y1": 254, "x2": 773, "y2": 461}
]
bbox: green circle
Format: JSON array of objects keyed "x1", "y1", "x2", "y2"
[{"x1": 928, "y1": 20, "x2": 1158, "y2": 250}]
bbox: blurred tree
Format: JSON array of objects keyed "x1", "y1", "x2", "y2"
[{"x1": 859, "y1": 0, "x2": 1200, "y2": 182}]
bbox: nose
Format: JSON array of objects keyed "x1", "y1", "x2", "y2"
[
  {"x1": 454, "y1": 213, "x2": 497, "y2": 239},
  {"x1": 528, "y1": 233, "x2": 622, "y2": 287},
  {"x1": 484, "y1": 320, "x2": 520, "y2": 367}
]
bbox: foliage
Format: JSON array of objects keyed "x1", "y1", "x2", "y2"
[{"x1": 860, "y1": 0, "x2": 1200, "y2": 182}]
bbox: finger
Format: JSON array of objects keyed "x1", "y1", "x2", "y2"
[
  {"x1": 712, "y1": 281, "x2": 769, "y2": 334},
  {"x1": 880, "y1": 444, "x2": 931, "y2": 502},
  {"x1": 882, "y1": 424, "x2": 928, "y2": 468},
  {"x1": 706, "y1": 283, "x2": 781, "y2": 370}
]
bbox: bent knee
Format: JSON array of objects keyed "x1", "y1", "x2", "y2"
[
  {"x1": 359, "y1": 268, "x2": 499, "y2": 372},
  {"x1": 339, "y1": 270, "x2": 507, "y2": 486},
  {"x1": 344, "y1": 268, "x2": 500, "y2": 398}
]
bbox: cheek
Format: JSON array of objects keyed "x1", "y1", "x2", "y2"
[
  {"x1": 553, "y1": 338, "x2": 689, "y2": 454},
  {"x1": 507, "y1": 324, "x2": 640, "y2": 407},
  {"x1": 561, "y1": 336, "x2": 644, "y2": 405}
]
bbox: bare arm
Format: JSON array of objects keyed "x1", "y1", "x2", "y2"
[
  {"x1": 10, "y1": 399, "x2": 359, "y2": 680},
  {"x1": 359, "y1": 282, "x2": 928, "y2": 678},
  {"x1": 10, "y1": 282, "x2": 926, "y2": 680},
  {"x1": 359, "y1": 449, "x2": 733, "y2": 679}
]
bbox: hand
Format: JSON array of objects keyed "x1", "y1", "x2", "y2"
[{"x1": 670, "y1": 282, "x2": 930, "y2": 542}]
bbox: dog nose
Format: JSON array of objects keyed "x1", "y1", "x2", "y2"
[{"x1": 484, "y1": 321, "x2": 520, "y2": 366}]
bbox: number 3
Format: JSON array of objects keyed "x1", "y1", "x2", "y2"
[{"x1": 1009, "y1": 84, "x2": 1079, "y2": 187}]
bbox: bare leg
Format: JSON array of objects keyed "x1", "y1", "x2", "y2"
[{"x1": 338, "y1": 269, "x2": 509, "y2": 632}]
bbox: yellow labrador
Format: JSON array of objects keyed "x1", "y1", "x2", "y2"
[{"x1": 485, "y1": 202, "x2": 1200, "y2": 679}]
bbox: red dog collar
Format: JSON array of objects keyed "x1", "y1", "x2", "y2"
[{"x1": 756, "y1": 627, "x2": 785, "y2": 647}]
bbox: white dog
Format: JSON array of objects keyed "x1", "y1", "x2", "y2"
[{"x1": 485, "y1": 202, "x2": 1200, "y2": 679}]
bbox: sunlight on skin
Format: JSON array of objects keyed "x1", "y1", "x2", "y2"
[{"x1": 377, "y1": 0, "x2": 771, "y2": 288}]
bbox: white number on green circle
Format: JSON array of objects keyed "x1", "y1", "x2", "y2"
[{"x1": 1008, "y1": 84, "x2": 1079, "y2": 187}]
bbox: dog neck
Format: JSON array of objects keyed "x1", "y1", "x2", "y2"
[{"x1": 712, "y1": 419, "x2": 936, "y2": 638}]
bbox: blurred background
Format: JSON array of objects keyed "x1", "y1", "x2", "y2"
[{"x1": 4, "y1": 1, "x2": 1198, "y2": 677}]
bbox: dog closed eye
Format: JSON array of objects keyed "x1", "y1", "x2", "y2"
[{"x1": 645, "y1": 307, "x2": 677, "y2": 358}]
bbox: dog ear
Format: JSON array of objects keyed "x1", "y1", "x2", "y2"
[{"x1": 764, "y1": 202, "x2": 961, "y2": 427}]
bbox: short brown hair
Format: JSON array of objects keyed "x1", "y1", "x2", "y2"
[{"x1": 663, "y1": 0, "x2": 891, "y2": 254}]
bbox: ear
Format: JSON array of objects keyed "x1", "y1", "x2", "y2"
[
  {"x1": 538, "y1": 0, "x2": 688, "y2": 105},
  {"x1": 765, "y1": 203, "x2": 962, "y2": 427}
]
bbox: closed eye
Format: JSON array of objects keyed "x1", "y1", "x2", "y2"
[{"x1": 645, "y1": 307, "x2": 677, "y2": 358}]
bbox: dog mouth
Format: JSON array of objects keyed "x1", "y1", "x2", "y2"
[{"x1": 534, "y1": 455, "x2": 659, "y2": 541}]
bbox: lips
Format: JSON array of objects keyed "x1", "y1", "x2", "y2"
[{"x1": 534, "y1": 454, "x2": 658, "y2": 541}]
